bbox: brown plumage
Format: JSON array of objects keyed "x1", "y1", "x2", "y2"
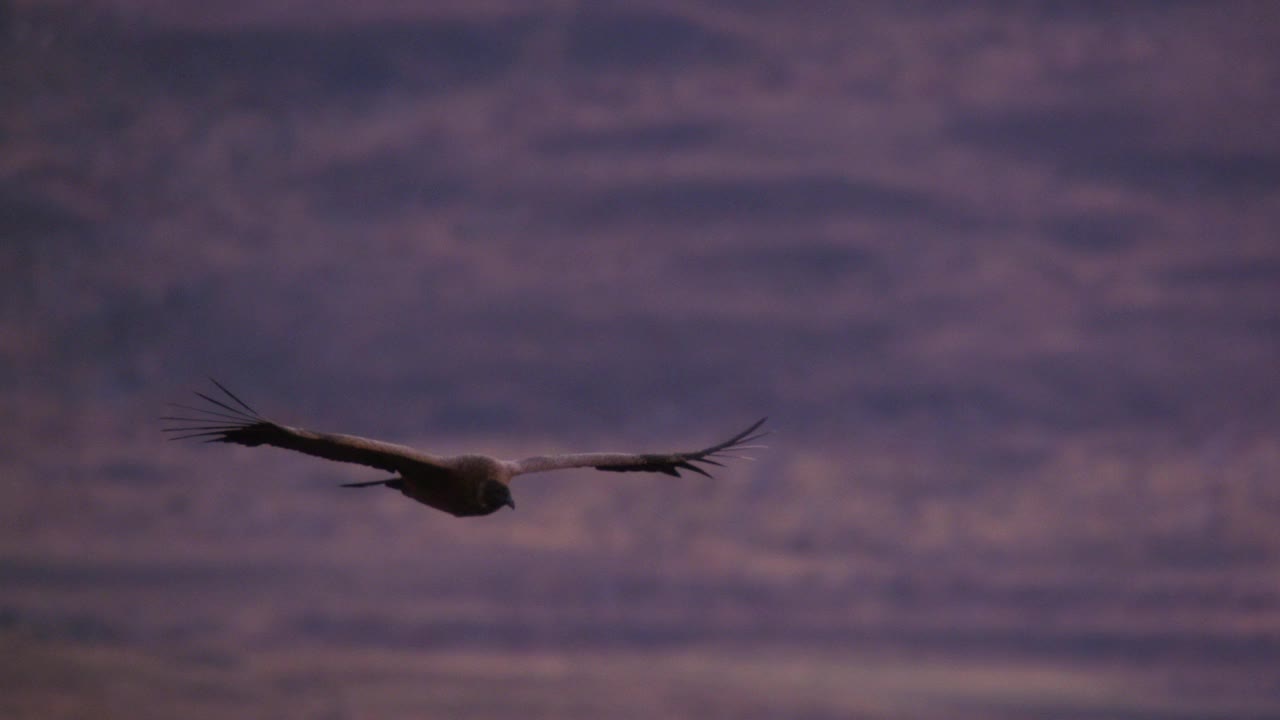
[{"x1": 163, "y1": 381, "x2": 768, "y2": 518}]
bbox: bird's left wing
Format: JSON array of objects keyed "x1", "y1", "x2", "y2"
[
  {"x1": 162, "y1": 380, "x2": 447, "y2": 475},
  {"x1": 509, "y1": 417, "x2": 768, "y2": 479}
]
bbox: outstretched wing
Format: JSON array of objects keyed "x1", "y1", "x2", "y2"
[
  {"x1": 509, "y1": 418, "x2": 768, "y2": 478},
  {"x1": 162, "y1": 380, "x2": 447, "y2": 475}
]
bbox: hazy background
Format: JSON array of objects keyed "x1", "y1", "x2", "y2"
[{"x1": 3, "y1": 1, "x2": 1280, "y2": 718}]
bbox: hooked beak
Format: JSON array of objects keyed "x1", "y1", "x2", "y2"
[{"x1": 505, "y1": 498, "x2": 516, "y2": 511}]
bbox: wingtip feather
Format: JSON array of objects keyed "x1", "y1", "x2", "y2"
[{"x1": 209, "y1": 378, "x2": 262, "y2": 418}]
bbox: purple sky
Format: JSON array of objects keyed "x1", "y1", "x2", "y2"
[{"x1": 3, "y1": 2, "x2": 1280, "y2": 717}]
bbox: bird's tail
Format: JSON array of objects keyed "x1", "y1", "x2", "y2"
[{"x1": 341, "y1": 478, "x2": 403, "y2": 490}]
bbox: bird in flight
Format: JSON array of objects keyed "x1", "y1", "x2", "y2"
[{"x1": 163, "y1": 381, "x2": 768, "y2": 517}]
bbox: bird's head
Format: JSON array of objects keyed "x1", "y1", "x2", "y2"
[{"x1": 480, "y1": 479, "x2": 516, "y2": 512}]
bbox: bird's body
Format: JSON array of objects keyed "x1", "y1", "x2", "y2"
[
  {"x1": 164, "y1": 381, "x2": 767, "y2": 518},
  {"x1": 394, "y1": 455, "x2": 515, "y2": 517},
  {"x1": 342, "y1": 454, "x2": 516, "y2": 517}
]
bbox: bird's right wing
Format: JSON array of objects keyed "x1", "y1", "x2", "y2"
[
  {"x1": 509, "y1": 417, "x2": 768, "y2": 479},
  {"x1": 162, "y1": 380, "x2": 447, "y2": 475}
]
